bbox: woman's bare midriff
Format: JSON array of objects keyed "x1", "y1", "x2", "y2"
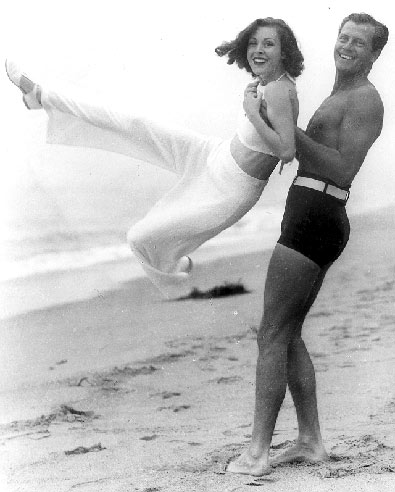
[{"x1": 230, "y1": 135, "x2": 279, "y2": 180}]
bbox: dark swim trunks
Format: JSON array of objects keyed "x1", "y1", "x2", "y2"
[{"x1": 278, "y1": 178, "x2": 350, "y2": 268}]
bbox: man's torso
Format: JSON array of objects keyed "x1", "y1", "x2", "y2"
[{"x1": 298, "y1": 80, "x2": 382, "y2": 184}]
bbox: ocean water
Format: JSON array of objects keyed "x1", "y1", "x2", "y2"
[
  {"x1": 1, "y1": 221, "x2": 132, "y2": 282},
  {"x1": 1, "y1": 203, "x2": 283, "y2": 283}
]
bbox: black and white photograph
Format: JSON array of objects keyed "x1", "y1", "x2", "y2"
[{"x1": 1, "y1": 1, "x2": 394, "y2": 490}]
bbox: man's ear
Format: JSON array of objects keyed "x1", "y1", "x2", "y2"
[{"x1": 372, "y1": 49, "x2": 382, "y2": 63}]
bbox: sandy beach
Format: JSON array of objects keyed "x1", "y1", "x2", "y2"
[{"x1": 1, "y1": 206, "x2": 395, "y2": 492}]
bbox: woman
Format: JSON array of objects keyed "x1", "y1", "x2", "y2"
[{"x1": 6, "y1": 18, "x2": 304, "y2": 298}]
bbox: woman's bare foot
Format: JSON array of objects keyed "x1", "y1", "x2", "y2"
[
  {"x1": 227, "y1": 449, "x2": 272, "y2": 476},
  {"x1": 271, "y1": 441, "x2": 328, "y2": 466}
]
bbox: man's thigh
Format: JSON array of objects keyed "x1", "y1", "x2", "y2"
[{"x1": 262, "y1": 243, "x2": 323, "y2": 328}]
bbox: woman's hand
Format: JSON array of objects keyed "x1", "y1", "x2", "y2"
[
  {"x1": 243, "y1": 80, "x2": 263, "y2": 120},
  {"x1": 242, "y1": 80, "x2": 296, "y2": 163}
]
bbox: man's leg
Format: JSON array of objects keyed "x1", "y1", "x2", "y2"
[
  {"x1": 272, "y1": 268, "x2": 330, "y2": 465},
  {"x1": 227, "y1": 244, "x2": 322, "y2": 476}
]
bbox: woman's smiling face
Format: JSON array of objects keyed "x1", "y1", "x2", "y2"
[{"x1": 246, "y1": 26, "x2": 284, "y2": 82}]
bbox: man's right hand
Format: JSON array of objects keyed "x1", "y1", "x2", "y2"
[{"x1": 259, "y1": 100, "x2": 272, "y2": 128}]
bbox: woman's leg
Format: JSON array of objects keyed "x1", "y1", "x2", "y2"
[
  {"x1": 127, "y1": 143, "x2": 266, "y2": 297},
  {"x1": 42, "y1": 89, "x2": 214, "y2": 176},
  {"x1": 6, "y1": 60, "x2": 214, "y2": 176},
  {"x1": 6, "y1": 59, "x2": 214, "y2": 175}
]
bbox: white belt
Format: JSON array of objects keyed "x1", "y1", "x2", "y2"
[{"x1": 293, "y1": 176, "x2": 349, "y2": 202}]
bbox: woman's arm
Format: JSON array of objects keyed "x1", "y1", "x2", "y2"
[{"x1": 244, "y1": 81, "x2": 296, "y2": 162}]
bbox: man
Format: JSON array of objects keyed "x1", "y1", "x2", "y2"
[{"x1": 228, "y1": 13, "x2": 389, "y2": 476}]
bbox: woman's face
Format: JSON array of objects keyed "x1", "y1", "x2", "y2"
[{"x1": 246, "y1": 26, "x2": 284, "y2": 81}]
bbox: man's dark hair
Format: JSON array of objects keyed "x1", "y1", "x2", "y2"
[
  {"x1": 215, "y1": 18, "x2": 304, "y2": 78},
  {"x1": 339, "y1": 13, "x2": 389, "y2": 53}
]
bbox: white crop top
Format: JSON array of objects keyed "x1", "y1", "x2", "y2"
[{"x1": 236, "y1": 73, "x2": 295, "y2": 156}]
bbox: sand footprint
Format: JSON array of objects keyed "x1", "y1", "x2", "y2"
[
  {"x1": 143, "y1": 351, "x2": 196, "y2": 365},
  {"x1": 157, "y1": 405, "x2": 191, "y2": 413},
  {"x1": 315, "y1": 434, "x2": 395, "y2": 478},
  {"x1": 140, "y1": 435, "x2": 159, "y2": 441},
  {"x1": 150, "y1": 391, "x2": 181, "y2": 399},
  {"x1": 210, "y1": 376, "x2": 243, "y2": 384}
]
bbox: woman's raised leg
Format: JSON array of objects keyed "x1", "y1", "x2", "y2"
[
  {"x1": 43, "y1": 88, "x2": 216, "y2": 176},
  {"x1": 6, "y1": 60, "x2": 215, "y2": 176}
]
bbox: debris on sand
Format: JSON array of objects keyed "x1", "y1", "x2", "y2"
[
  {"x1": 65, "y1": 442, "x2": 105, "y2": 456},
  {"x1": 176, "y1": 281, "x2": 251, "y2": 301},
  {"x1": 3, "y1": 405, "x2": 97, "y2": 432}
]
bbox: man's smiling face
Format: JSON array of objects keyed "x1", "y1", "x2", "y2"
[{"x1": 334, "y1": 21, "x2": 378, "y2": 75}]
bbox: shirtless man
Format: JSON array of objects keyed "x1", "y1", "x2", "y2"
[{"x1": 228, "y1": 13, "x2": 388, "y2": 476}]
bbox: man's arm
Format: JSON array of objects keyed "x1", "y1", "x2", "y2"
[{"x1": 296, "y1": 88, "x2": 383, "y2": 187}]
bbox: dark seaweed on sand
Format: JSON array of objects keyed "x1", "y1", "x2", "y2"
[{"x1": 176, "y1": 281, "x2": 251, "y2": 301}]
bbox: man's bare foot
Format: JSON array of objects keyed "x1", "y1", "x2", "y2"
[
  {"x1": 227, "y1": 450, "x2": 272, "y2": 476},
  {"x1": 271, "y1": 441, "x2": 328, "y2": 466}
]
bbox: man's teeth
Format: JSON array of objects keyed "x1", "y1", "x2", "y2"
[
  {"x1": 254, "y1": 58, "x2": 266, "y2": 63},
  {"x1": 339, "y1": 54, "x2": 353, "y2": 60}
]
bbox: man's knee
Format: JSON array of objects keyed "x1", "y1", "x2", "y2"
[
  {"x1": 256, "y1": 318, "x2": 298, "y2": 353},
  {"x1": 261, "y1": 295, "x2": 308, "y2": 338},
  {"x1": 288, "y1": 335, "x2": 305, "y2": 352}
]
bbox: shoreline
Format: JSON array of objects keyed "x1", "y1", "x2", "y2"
[
  {"x1": 1, "y1": 203, "x2": 393, "y2": 321},
  {"x1": 0, "y1": 227, "x2": 280, "y2": 320}
]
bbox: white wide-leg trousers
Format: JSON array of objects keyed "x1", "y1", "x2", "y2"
[{"x1": 42, "y1": 90, "x2": 267, "y2": 297}]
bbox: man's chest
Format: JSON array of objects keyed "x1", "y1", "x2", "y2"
[{"x1": 306, "y1": 94, "x2": 348, "y2": 140}]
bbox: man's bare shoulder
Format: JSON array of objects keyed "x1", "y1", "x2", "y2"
[{"x1": 346, "y1": 82, "x2": 384, "y2": 118}]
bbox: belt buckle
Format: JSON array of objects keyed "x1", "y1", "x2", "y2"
[{"x1": 344, "y1": 190, "x2": 350, "y2": 202}]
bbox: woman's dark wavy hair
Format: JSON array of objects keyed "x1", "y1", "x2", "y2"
[{"x1": 215, "y1": 18, "x2": 304, "y2": 78}]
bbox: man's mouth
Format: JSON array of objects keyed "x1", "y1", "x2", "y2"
[{"x1": 338, "y1": 53, "x2": 354, "y2": 60}]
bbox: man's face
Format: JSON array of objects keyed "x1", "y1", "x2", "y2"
[{"x1": 334, "y1": 21, "x2": 377, "y2": 75}]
